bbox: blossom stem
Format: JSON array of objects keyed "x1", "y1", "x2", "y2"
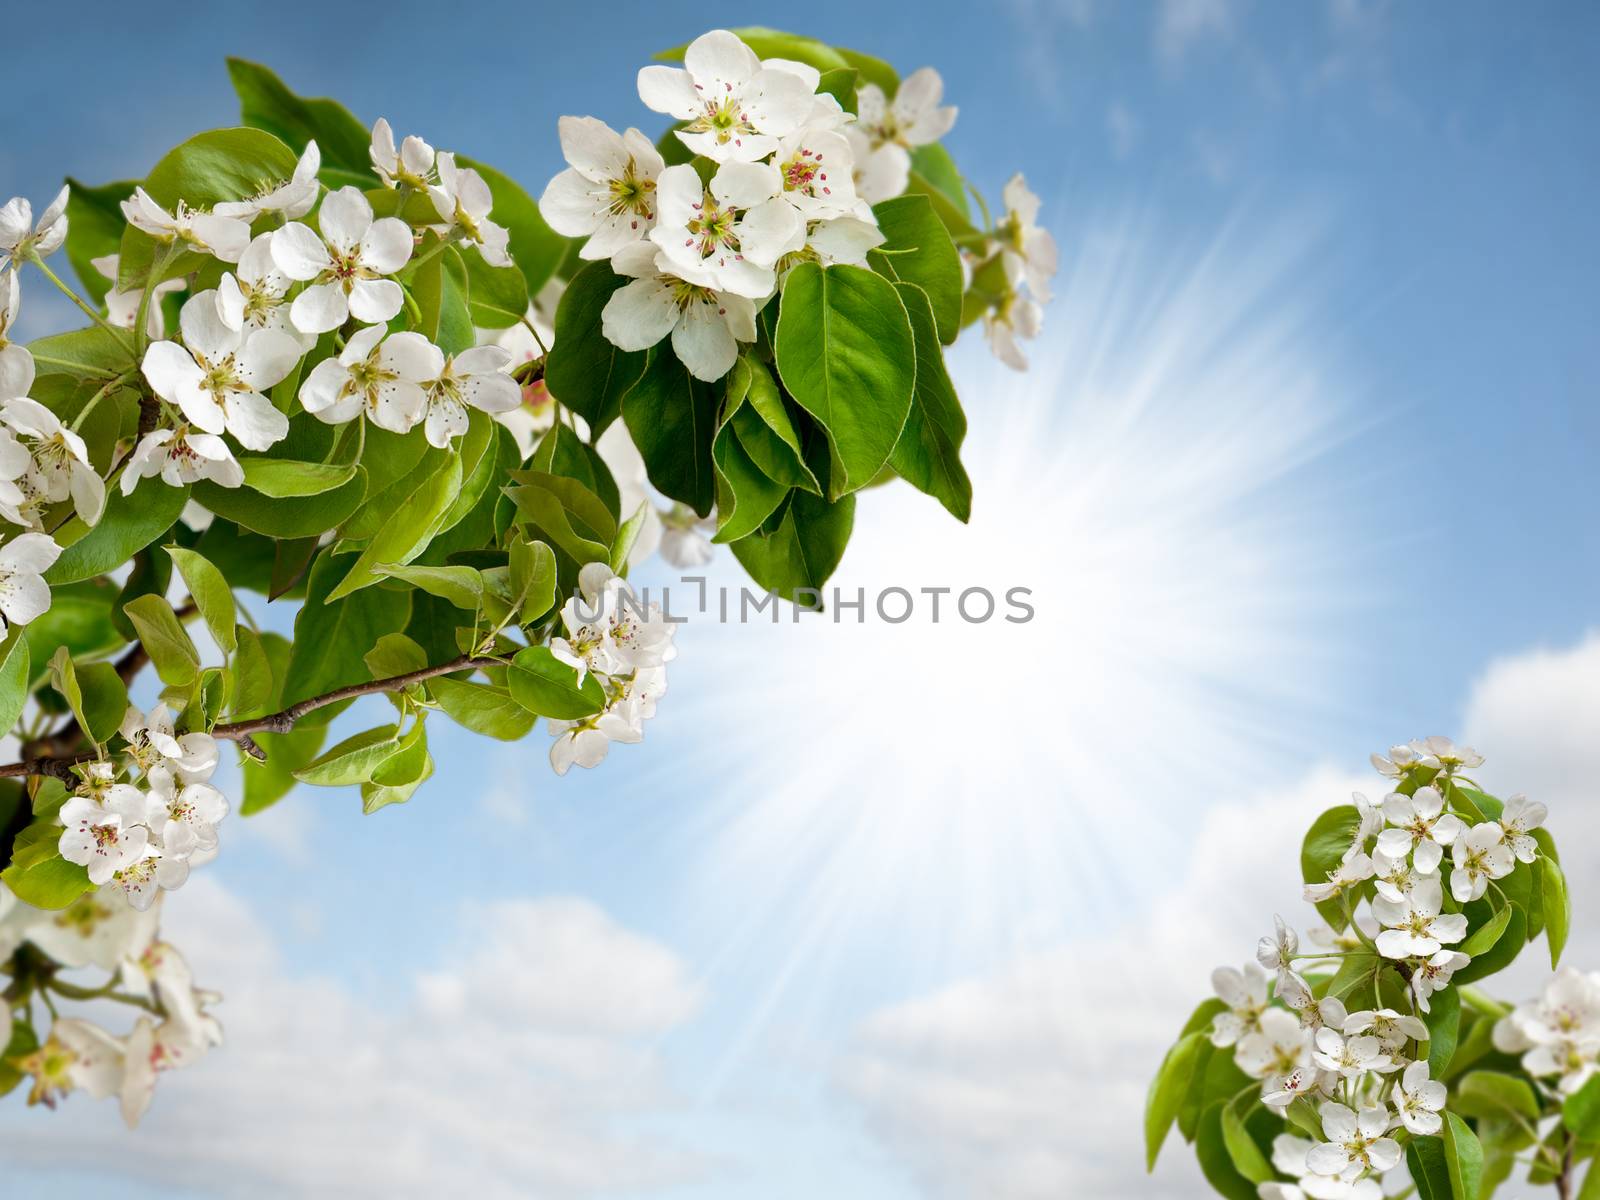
[
  {"x1": 29, "y1": 353, "x2": 121, "y2": 380},
  {"x1": 27, "y1": 253, "x2": 136, "y2": 354},
  {"x1": 133, "y1": 244, "x2": 182, "y2": 359},
  {"x1": 519, "y1": 314, "x2": 550, "y2": 358},
  {"x1": 406, "y1": 234, "x2": 454, "y2": 275},
  {"x1": 68, "y1": 368, "x2": 141, "y2": 432},
  {"x1": 44, "y1": 977, "x2": 160, "y2": 1014}
]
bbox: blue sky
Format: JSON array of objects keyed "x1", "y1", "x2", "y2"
[{"x1": 2, "y1": 2, "x2": 1598, "y2": 1196}]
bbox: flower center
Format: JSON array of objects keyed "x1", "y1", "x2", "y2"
[
  {"x1": 780, "y1": 148, "x2": 833, "y2": 199},
  {"x1": 607, "y1": 164, "x2": 657, "y2": 222},
  {"x1": 691, "y1": 96, "x2": 753, "y2": 145},
  {"x1": 684, "y1": 196, "x2": 740, "y2": 261}
]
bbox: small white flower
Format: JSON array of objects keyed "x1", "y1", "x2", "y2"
[
  {"x1": 0, "y1": 187, "x2": 69, "y2": 267},
  {"x1": 215, "y1": 140, "x2": 321, "y2": 222},
  {"x1": 119, "y1": 1014, "x2": 216, "y2": 1128},
  {"x1": 983, "y1": 288, "x2": 1043, "y2": 372},
  {"x1": 58, "y1": 790, "x2": 149, "y2": 886},
  {"x1": 141, "y1": 291, "x2": 299, "y2": 450},
  {"x1": 1373, "y1": 875, "x2": 1468, "y2": 959},
  {"x1": 1449, "y1": 821, "x2": 1515, "y2": 903},
  {"x1": 1411, "y1": 949, "x2": 1470, "y2": 1013},
  {"x1": 0, "y1": 269, "x2": 31, "y2": 398},
  {"x1": 14, "y1": 1019, "x2": 124, "y2": 1110},
  {"x1": 120, "y1": 426, "x2": 245, "y2": 494},
  {"x1": 650, "y1": 161, "x2": 800, "y2": 298},
  {"x1": 1371, "y1": 742, "x2": 1435, "y2": 779},
  {"x1": 217, "y1": 232, "x2": 311, "y2": 347},
  {"x1": 1376, "y1": 786, "x2": 1463, "y2": 875},
  {"x1": 1412, "y1": 736, "x2": 1483, "y2": 774},
  {"x1": 22, "y1": 891, "x2": 159, "y2": 972},
  {"x1": 637, "y1": 29, "x2": 817, "y2": 164},
  {"x1": 997, "y1": 173, "x2": 1058, "y2": 303},
  {"x1": 1350, "y1": 791, "x2": 1385, "y2": 852},
  {"x1": 1210, "y1": 962, "x2": 1270, "y2": 1046},
  {"x1": 1305, "y1": 1102, "x2": 1401, "y2": 1181},
  {"x1": 1, "y1": 397, "x2": 107, "y2": 524},
  {"x1": 600, "y1": 241, "x2": 756, "y2": 383},
  {"x1": 792, "y1": 215, "x2": 887, "y2": 269},
  {"x1": 370, "y1": 118, "x2": 436, "y2": 189},
  {"x1": 1236, "y1": 1007, "x2": 1310, "y2": 1079},
  {"x1": 1343, "y1": 1007, "x2": 1429, "y2": 1051},
  {"x1": 417, "y1": 345, "x2": 521, "y2": 448},
  {"x1": 857, "y1": 67, "x2": 958, "y2": 152},
  {"x1": 1260, "y1": 1063, "x2": 1322, "y2": 1110},
  {"x1": 538, "y1": 117, "x2": 664, "y2": 261},
  {"x1": 142, "y1": 770, "x2": 228, "y2": 860},
  {"x1": 1312, "y1": 1027, "x2": 1394, "y2": 1078},
  {"x1": 771, "y1": 127, "x2": 860, "y2": 219},
  {"x1": 1279, "y1": 979, "x2": 1346, "y2": 1035},
  {"x1": 1257, "y1": 914, "x2": 1299, "y2": 972},
  {"x1": 298, "y1": 325, "x2": 436, "y2": 432},
  {"x1": 107, "y1": 844, "x2": 189, "y2": 911},
  {"x1": 93, "y1": 254, "x2": 181, "y2": 339},
  {"x1": 120, "y1": 703, "x2": 219, "y2": 788},
  {"x1": 272, "y1": 186, "x2": 413, "y2": 333},
  {"x1": 1303, "y1": 852, "x2": 1374, "y2": 905},
  {"x1": 1496, "y1": 794, "x2": 1547, "y2": 863},
  {"x1": 120, "y1": 188, "x2": 249, "y2": 263},
  {"x1": 660, "y1": 505, "x2": 717, "y2": 569},
  {"x1": 843, "y1": 124, "x2": 911, "y2": 205},
  {"x1": 430, "y1": 152, "x2": 512, "y2": 268},
  {"x1": 1393, "y1": 1060, "x2": 1447, "y2": 1135},
  {"x1": 1371, "y1": 846, "x2": 1420, "y2": 904},
  {"x1": 0, "y1": 529, "x2": 61, "y2": 635}
]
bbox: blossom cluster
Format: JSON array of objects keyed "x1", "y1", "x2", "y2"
[
  {"x1": 0, "y1": 889, "x2": 220, "y2": 1127},
  {"x1": 57, "y1": 705, "x2": 226, "y2": 910},
  {"x1": 1202, "y1": 736, "x2": 1556, "y2": 1199},
  {"x1": 538, "y1": 28, "x2": 1056, "y2": 378},
  {"x1": 1493, "y1": 967, "x2": 1600, "y2": 1097},
  {"x1": 547, "y1": 562, "x2": 677, "y2": 774}
]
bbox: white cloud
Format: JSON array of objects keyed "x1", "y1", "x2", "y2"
[
  {"x1": 837, "y1": 629, "x2": 1600, "y2": 1198},
  {"x1": 0, "y1": 880, "x2": 707, "y2": 1198},
  {"x1": 1155, "y1": 0, "x2": 1236, "y2": 64},
  {"x1": 837, "y1": 766, "x2": 1365, "y2": 1199}
]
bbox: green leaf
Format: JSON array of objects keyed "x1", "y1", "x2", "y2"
[
  {"x1": 543, "y1": 261, "x2": 647, "y2": 434},
  {"x1": 623, "y1": 349, "x2": 718, "y2": 516},
  {"x1": 908, "y1": 143, "x2": 972, "y2": 222},
  {"x1": 230, "y1": 625, "x2": 274, "y2": 717},
  {"x1": 1454, "y1": 906, "x2": 1525, "y2": 985},
  {"x1": 730, "y1": 357, "x2": 819, "y2": 493},
  {"x1": 0, "y1": 631, "x2": 30, "y2": 738},
  {"x1": 410, "y1": 242, "x2": 476, "y2": 355},
  {"x1": 1220, "y1": 1099, "x2": 1273, "y2": 1184},
  {"x1": 1565, "y1": 1074, "x2": 1600, "y2": 1142},
  {"x1": 431, "y1": 677, "x2": 537, "y2": 741},
  {"x1": 379, "y1": 564, "x2": 484, "y2": 611},
  {"x1": 327, "y1": 453, "x2": 463, "y2": 601},
  {"x1": 457, "y1": 156, "x2": 569, "y2": 299},
  {"x1": 45, "y1": 478, "x2": 189, "y2": 586},
  {"x1": 225, "y1": 58, "x2": 372, "y2": 178},
  {"x1": 834, "y1": 44, "x2": 899, "y2": 95},
  {"x1": 506, "y1": 472, "x2": 616, "y2": 566},
  {"x1": 775, "y1": 263, "x2": 916, "y2": 499},
  {"x1": 506, "y1": 646, "x2": 605, "y2": 720},
  {"x1": 888, "y1": 282, "x2": 971, "y2": 521},
  {"x1": 904, "y1": 169, "x2": 979, "y2": 241},
  {"x1": 611, "y1": 502, "x2": 650, "y2": 573},
  {"x1": 24, "y1": 579, "x2": 125, "y2": 684},
  {"x1": 1443, "y1": 1111, "x2": 1484, "y2": 1200},
  {"x1": 281, "y1": 553, "x2": 412, "y2": 723},
  {"x1": 1540, "y1": 856, "x2": 1571, "y2": 967},
  {"x1": 462, "y1": 245, "x2": 530, "y2": 328},
  {"x1": 868, "y1": 195, "x2": 964, "y2": 344},
  {"x1": 816, "y1": 67, "x2": 858, "y2": 115},
  {"x1": 1194, "y1": 1101, "x2": 1259, "y2": 1200},
  {"x1": 293, "y1": 724, "x2": 402, "y2": 787},
  {"x1": 713, "y1": 414, "x2": 789, "y2": 544},
  {"x1": 1144, "y1": 1031, "x2": 1205, "y2": 1170},
  {"x1": 122, "y1": 594, "x2": 200, "y2": 686},
  {"x1": 1300, "y1": 804, "x2": 1362, "y2": 928},
  {"x1": 363, "y1": 632, "x2": 428, "y2": 680},
  {"x1": 729, "y1": 489, "x2": 855, "y2": 608},
  {"x1": 118, "y1": 127, "x2": 299, "y2": 289},
  {"x1": 1407, "y1": 1135, "x2": 1453, "y2": 1200},
  {"x1": 360, "y1": 722, "x2": 433, "y2": 813},
  {"x1": 507, "y1": 536, "x2": 557, "y2": 624},
  {"x1": 0, "y1": 825, "x2": 91, "y2": 910},
  {"x1": 1581, "y1": 1160, "x2": 1600, "y2": 1200},
  {"x1": 1461, "y1": 903, "x2": 1512, "y2": 958},
  {"x1": 1427, "y1": 984, "x2": 1461, "y2": 1077},
  {"x1": 165, "y1": 547, "x2": 236, "y2": 657},
  {"x1": 77, "y1": 662, "x2": 130, "y2": 747},
  {"x1": 25, "y1": 325, "x2": 134, "y2": 381},
  {"x1": 194, "y1": 466, "x2": 367, "y2": 538},
  {"x1": 239, "y1": 456, "x2": 358, "y2": 498},
  {"x1": 1453, "y1": 1071, "x2": 1542, "y2": 1123}
]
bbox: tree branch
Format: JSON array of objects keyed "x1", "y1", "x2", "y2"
[{"x1": 0, "y1": 653, "x2": 497, "y2": 781}]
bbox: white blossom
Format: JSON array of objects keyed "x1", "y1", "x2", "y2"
[
  {"x1": 142, "y1": 291, "x2": 299, "y2": 450},
  {"x1": 106, "y1": 844, "x2": 189, "y2": 911},
  {"x1": 430, "y1": 152, "x2": 512, "y2": 268},
  {"x1": 1449, "y1": 821, "x2": 1514, "y2": 903},
  {"x1": 217, "y1": 232, "x2": 311, "y2": 347},
  {"x1": 1343, "y1": 1007, "x2": 1429, "y2": 1051},
  {"x1": 120, "y1": 188, "x2": 249, "y2": 263},
  {"x1": 1393, "y1": 1060, "x2": 1447, "y2": 1135},
  {"x1": 1210, "y1": 962, "x2": 1269, "y2": 1046},
  {"x1": 417, "y1": 345, "x2": 521, "y2": 448},
  {"x1": 1, "y1": 397, "x2": 107, "y2": 524},
  {"x1": 1236, "y1": 1007, "x2": 1310, "y2": 1079},
  {"x1": 601, "y1": 241, "x2": 756, "y2": 382},
  {"x1": 23, "y1": 891, "x2": 159, "y2": 972},
  {"x1": 650, "y1": 161, "x2": 800, "y2": 298},
  {"x1": 120, "y1": 426, "x2": 245, "y2": 493},
  {"x1": 857, "y1": 67, "x2": 958, "y2": 153},
  {"x1": 1411, "y1": 949, "x2": 1469, "y2": 1013},
  {"x1": 1494, "y1": 968, "x2": 1600, "y2": 1095},
  {"x1": 14, "y1": 1019, "x2": 123, "y2": 1110},
  {"x1": 1257, "y1": 914, "x2": 1299, "y2": 973},
  {"x1": 1305, "y1": 1102, "x2": 1400, "y2": 1181},
  {"x1": 0, "y1": 269, "x2": 31, "y2": 398},
  {"x1": 299, "y1": 325, "x2": 436, "y2": 432},
  {"x1": 1371, "y1": 742, "x2": 1435, "y2": 779},
  {"x1": 370, "y1": 118, "x2": 435, "y2": 190},
  {"x1": 660, "y1": 505, "x2": 717, "y2": 569},
  {"x1": 0, "y1": 187, "x2": 69, "y2": 267},
  {"x1": 1496, "y1": 794, "x2": 1547, "y2": 863},
  {"x1": 215, "y1": 140, "x2": 321, "y2": 222},
  {"x1": 272, "y1": 186, "x2": 413, "y2": 333},
  {"x1": 637, "y1": 29, "x2": 816, "y2": 164},
  {"x1": 1311, "y1": 1027, "x2": 1394, "y2": 1078},
  {"x1": 1376, "y1": 785, "x2": 1462, "y2": 875},
  {"x1": 771, "y1": 127, "x2": 860, "y2": 219},
  {"x1": 539, "y1": 117, "x2": 665, "y2": 261},
  {"x1": 1372, "y1": 876, "x2": 1467, "y2": 960},
  {"x1": 983, "y1": 289, "x2": 1043, "y2": 372},
  {"x1": 1303, "y1": 852, "x2": 1373, "y2": 905},
  {"x1": 1412, "y1": 736, "x2": 1483, "y2": 776},
  {"x1": 0, "y1": 529, "x2": 61, "y2": 635},
  {"x1": 1370, "y1": 847, "x2": 1420, "y2": 904},
  {"x1": 93, "y1": 254, "x2": 181, "y2": 339},
  {"x1": 997, "y1": 173, "x2": 1058, "y2": 303},
  {"x1": 58, "y1": 780, "x2": 149, "y2": 886}
]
